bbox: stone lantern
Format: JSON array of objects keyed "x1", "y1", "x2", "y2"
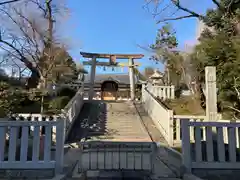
[{"x1": 149, "y1": 69, "x2": 164, "y2": 86}]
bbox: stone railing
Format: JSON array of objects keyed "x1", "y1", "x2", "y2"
[
  {"x1": 14, "y1": 114, "x2": 59, "y2": 143},
  {"x1": 0, "y1": 119, "x2": 65, "y2": 175},
  {"x1": 173, "y1": 115, "x2": 206, "y2": 146},
  {"x1": 0, "y1": 85, "x2": 84, "y2": 178},
  {"x1": 142, "y1": 85, "x2": 224, "y2": 147},
  {"x1": 172, "y1": 114, "x2": 223, "y2": 147},
  {"x1": 181, "y1": 120, "x2": 240, "y2": 173},
  {"x1": 142, "y1": 86, "x2": 174, "y2": 145},
  {"x1": 147, "y1": 83, "x2": 175, "y2": 100},
  {"x1": 60, "y1": 83, "x2": 85, "y2": 139},
  {"x1": 78, "y1": 141, "x2": 155, "y2": 173}
]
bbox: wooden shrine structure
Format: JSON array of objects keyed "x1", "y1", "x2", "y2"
[{"x1": 80, "y1": 52, "x2": 144, "y2": 100}]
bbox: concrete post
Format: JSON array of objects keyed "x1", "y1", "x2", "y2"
[
  {"x1": 171, "y1": 85, "x2": 175, "y2": 99},
  {"x1": 129, "y1": 58, "x2": 135, "y2": 100},
  {"x1": 142, "y1": 83, "x2": 146, "y2": 102},
  {"x1": 89, "y1": 56, "x2": 96, "y2": 100},
  {"x1": 205, "y1": 66, "x2": 218, "y2": 121}
]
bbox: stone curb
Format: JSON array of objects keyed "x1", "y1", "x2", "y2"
[{"x1": 183, "y1": 174, "x2": 204, "y2": 180}]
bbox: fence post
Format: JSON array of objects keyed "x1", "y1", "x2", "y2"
[
  {"x1": 142, "y1": 84, "x2": 146, "y2": 103},
  {"x1": 181, "y1": 119, "x2": 192, "y2": 173},
  {"x1": 166, "y1": 86, "x2": 170, "y2": 99},
  {"x1": 168, "y1": 110, "x2": 174, "y2": 146},
  {"x1": 150, "y1": 143, "x2": 156, "y2": 174},
  {"x1": 171, "y1": 85, "x2": 175, "y2": 99},
  {"x1": 55, "y1": 119, "x2": 66, "y2": 174}
]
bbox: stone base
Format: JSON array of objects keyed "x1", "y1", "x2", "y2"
[
  {"x1": 82, "y1": 170, "x2": 151, "y2": 180},
  {"x1": 0, "y1": 169, "x2": 54, "y2": 179},
  {"x1": 193, "y1": 169, "x2": 240, "y2": 180}
]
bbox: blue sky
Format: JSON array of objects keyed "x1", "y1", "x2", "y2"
[{"x1": 64, "y1": 0, "x2": 215, "y2": 74}]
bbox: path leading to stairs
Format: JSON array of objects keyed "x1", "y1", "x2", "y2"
[{"x1": 64, "y1": 100, "x2": 182, "y2": 179}]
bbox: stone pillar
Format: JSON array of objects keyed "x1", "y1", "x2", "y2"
[
  {"x1": 89, "y1": 56, "x2": 96, "y2": 100},
  {"x1": 142, "y1": 83, "x2": 146, "y2": 102},
  {"x1": 171, "y1": 85, "x2": 175, "y2": 99},
  {"x1": 205, "y1": 66, "x2": 218, "y2": 121},
  {"x1": 129, "y1": 58, "x2": 135, "y2": 100}
]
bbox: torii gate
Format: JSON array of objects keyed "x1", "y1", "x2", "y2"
[{"x1": 80, "y1": 52, "x2": 144, "y2": 100}]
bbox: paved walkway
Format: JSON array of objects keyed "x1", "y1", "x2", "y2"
[
  {"x1": 87, "y1": 101, "x2": 151, "y2": 142},
  {"x1": 65, "y1": 101, "x2": 182, "y2": 179},
  {"x1": 67, "y1": 101, "x2": 152, "y2": 143}
]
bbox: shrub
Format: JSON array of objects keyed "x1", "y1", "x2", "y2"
[
  {"x1": 20, "y1": 98, "x2": 35, "y2": 107},
  {"x1": 48, "y1": 96, "x2": 70, "y2": 112},
  {"x1": 57, "y1": 87, "x2": 76, "y2": 98},
  {"x1": 0, "y1": 81, "x2": 28, "y2": 116},
  {"x1": 0, "y1": 108, "x2": 7, "y2": 118}
]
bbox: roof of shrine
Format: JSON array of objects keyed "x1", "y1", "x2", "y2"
[
  {"x1": 84, "y1": 74, "x2": 139, "y2": 84},
  {"x1": 149, "y1": 69, "x2": 164, "y2": 79}
]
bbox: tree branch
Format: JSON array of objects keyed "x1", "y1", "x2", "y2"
[
  {"x1": 0, "y1": 8, "x2": 37, "y2": 48},
  {"x1": 0, "y1": 32, "x2": 40, "y2": 76},
  {"x1": 234, "y1": 77, "x2": 240, "y2": 101},
  {"x1": 0, "y1": 0, "x2": 22, "y2": 5},
  {"x1": 0, "y1": 59, "x2": 5, "y2": 65},
  {"x1": 212, "y1": 0, "x2": 221, "y2": 8},
  {"x1": 46, "y1": 0, "x2": 54, "y2": 46},
  {"x1": 170, "y1": 0, "x2": 203, "y2": 18},
  {"x1": 227, "y1": 106, "x2": 240, "y2": 113},
  {"x1": 146, "y1": 0, "x2": 205, "y2": 23},
  {"x1": 157, "y1": 14, "x2": 197, "y2": 23}
]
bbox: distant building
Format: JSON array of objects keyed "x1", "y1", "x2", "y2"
[{"x1": 83, "y1": 73, "x2": 142, "y2": 100}]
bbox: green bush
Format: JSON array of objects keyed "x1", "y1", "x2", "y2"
[
  {"x1": 0, "y1": 108, "x2": 7, "y2": 118},
  {"x1": 48, "y1": 96, "x2": 70, "y2": 112},
  {"x1": 57, "y1": 87, "x2": 76, "y2": 98},
  {"x1": 0, "y1": 81, "x2": 10, "y2": 90},
  {"x1": 0, "y1": 81, "x2": 28, "y2": 116}
]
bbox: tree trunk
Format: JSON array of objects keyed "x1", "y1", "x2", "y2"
[
  {"x1": 193, "y1": 81, "x2": 206, "y2": 109},
  {"x1": 25, "y1": 67, "x2": 40, "y2": 89},
  {"x1": 37, "y1": 76, "x2": 47, "y2": 114},
  {"x1": 37, "y1": 75, "x2": 48, "y2": 90}
]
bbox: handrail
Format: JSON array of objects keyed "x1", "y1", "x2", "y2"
[
  {"x1": 142, "y1": 86, "x2": 174, "y2": 146},
  {"x1": 147, "y1": 83, "x2": 175, "y2": 100},
  {"x1": 144, "y1": 87, "x2": 171, "y2": 110},
  {"x1": 61, "y1": 83, "x2": 85, "y2": 140},
  {"x1": 62, "y1": 83, "x2": 84, "y2": 111}
]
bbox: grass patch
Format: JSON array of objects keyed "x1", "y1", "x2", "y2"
[{"x1": 163, "y1": 96, "x2": 205, "y2": 115}]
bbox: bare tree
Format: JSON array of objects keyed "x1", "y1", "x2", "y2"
[
  {"x1": 0, "y1": 0, "x2": 70, "y2": 89},
  {"x1": 1, "y1": 56, "x2": 25, "y2": 78},
  {"x1": 144, "y1": 0, "x2": 229, "y2": 23},
  {"x1": 0, "y1": 0, "x2": 23, "y2": 6}
]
